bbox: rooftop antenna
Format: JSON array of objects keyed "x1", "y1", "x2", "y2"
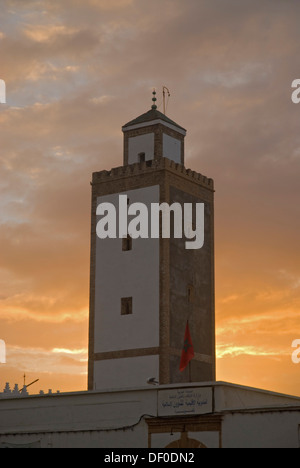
[
  {"x1": 163, "y1": 86, "x2": 170, "y2": 115},
  {"x1": 20, "y1": 376, "x2": 40, "y2": 393}
]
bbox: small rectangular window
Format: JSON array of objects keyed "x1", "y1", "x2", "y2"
[
  {"x1": 122, "y1": 234, "x2": 132, "y2": 251},
  {"x1": 121, "y1": 297, "x2": 133, "y2": 316}
]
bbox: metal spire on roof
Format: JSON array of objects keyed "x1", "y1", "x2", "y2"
[
  {"x1": 151, "y1": 88, "x2": 157, "y2": 110},
  {"x1": 163, "y1": 86, "x2": 170, "y2": 115}
]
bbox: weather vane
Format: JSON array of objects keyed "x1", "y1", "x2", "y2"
[
  {"x1": 162, "y1": 86, "x2": 170, "y2": 115},
  {"x1": 151, "y1": 86, "x2": 171, "y2": 114}
]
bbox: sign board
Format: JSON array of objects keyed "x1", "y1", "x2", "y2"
[{"x1": 158, "y1": 387, "x2": 212, "y2": 417}]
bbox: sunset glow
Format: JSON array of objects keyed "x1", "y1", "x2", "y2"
[{"x1": 1, "y1": 0, "x2": 300, "y2": 396}]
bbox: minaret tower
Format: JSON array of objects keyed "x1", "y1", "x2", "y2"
[{"x1": 88, "y1": 91, "x2": 215, "y2": 390}]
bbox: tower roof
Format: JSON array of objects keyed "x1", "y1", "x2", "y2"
[{"x1": 122, "y1": 108, "x2": 186, "y2": 133}]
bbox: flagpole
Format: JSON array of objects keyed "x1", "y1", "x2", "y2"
[
  {"x1": 187, "y1": 320, "x2": 191, "y2": 383},
  {"x1": 187, "y1": 318, "x2": 190, "y2": 383}
]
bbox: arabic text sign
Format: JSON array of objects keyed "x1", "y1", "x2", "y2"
[{"x1": 158, "y1": 387, "x2": 212, "y2": 416}]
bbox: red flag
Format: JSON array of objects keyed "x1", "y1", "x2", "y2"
[{"x1": 179, "y1": 321, "x2": 195, "y2": 372}]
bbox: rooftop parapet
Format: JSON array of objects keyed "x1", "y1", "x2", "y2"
[{"x1": 92, "y1": 158, "x2": 214, "y2": 191}]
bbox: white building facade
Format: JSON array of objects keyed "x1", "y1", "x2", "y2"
[{"x1": 1, "y1": 381, "x2": 300, "y2": 448}]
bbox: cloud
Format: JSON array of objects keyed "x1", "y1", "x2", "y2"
[
  {"x1": 1, "y1": 0, "x2": 300, "y2": 395},
  {"x1": 23, "y1": 25, "x2": 81, "y2": 44},
  {"x1": 216, "y1": 344, "x2": 285, "y2": 359},
  {"x1": 4, "y1": 344, "x2": 87, "y2": 377},
  {"x1": 52, "y1": 348, "x2": 87, "y2": 358}
]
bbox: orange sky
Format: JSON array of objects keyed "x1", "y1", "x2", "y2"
[{"x1": 1, "y1": 0, "x2": 300, "y2": 396}]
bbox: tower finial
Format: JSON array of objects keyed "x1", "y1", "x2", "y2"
[{"x1": 151, "y1": 88, "x2": 157, "y2": 110}]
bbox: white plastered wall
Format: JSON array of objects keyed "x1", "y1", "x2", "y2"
[
  {"x1": 163, "y1": 133, "x2": 181, "y2": 163},
  {"x1": 94, "y1": 185, "x2": 160, "y2": 390},
  {"x1": 128, "y1": 133, "x2": 154, "y2": 164}
]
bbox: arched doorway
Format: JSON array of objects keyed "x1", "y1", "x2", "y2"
[
  {"x1": 146, "y1": 415, "x2": 222, "y2": 448},
  {"x1": 166, "y1": 431, "x2": 207, "y2": 448}
]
